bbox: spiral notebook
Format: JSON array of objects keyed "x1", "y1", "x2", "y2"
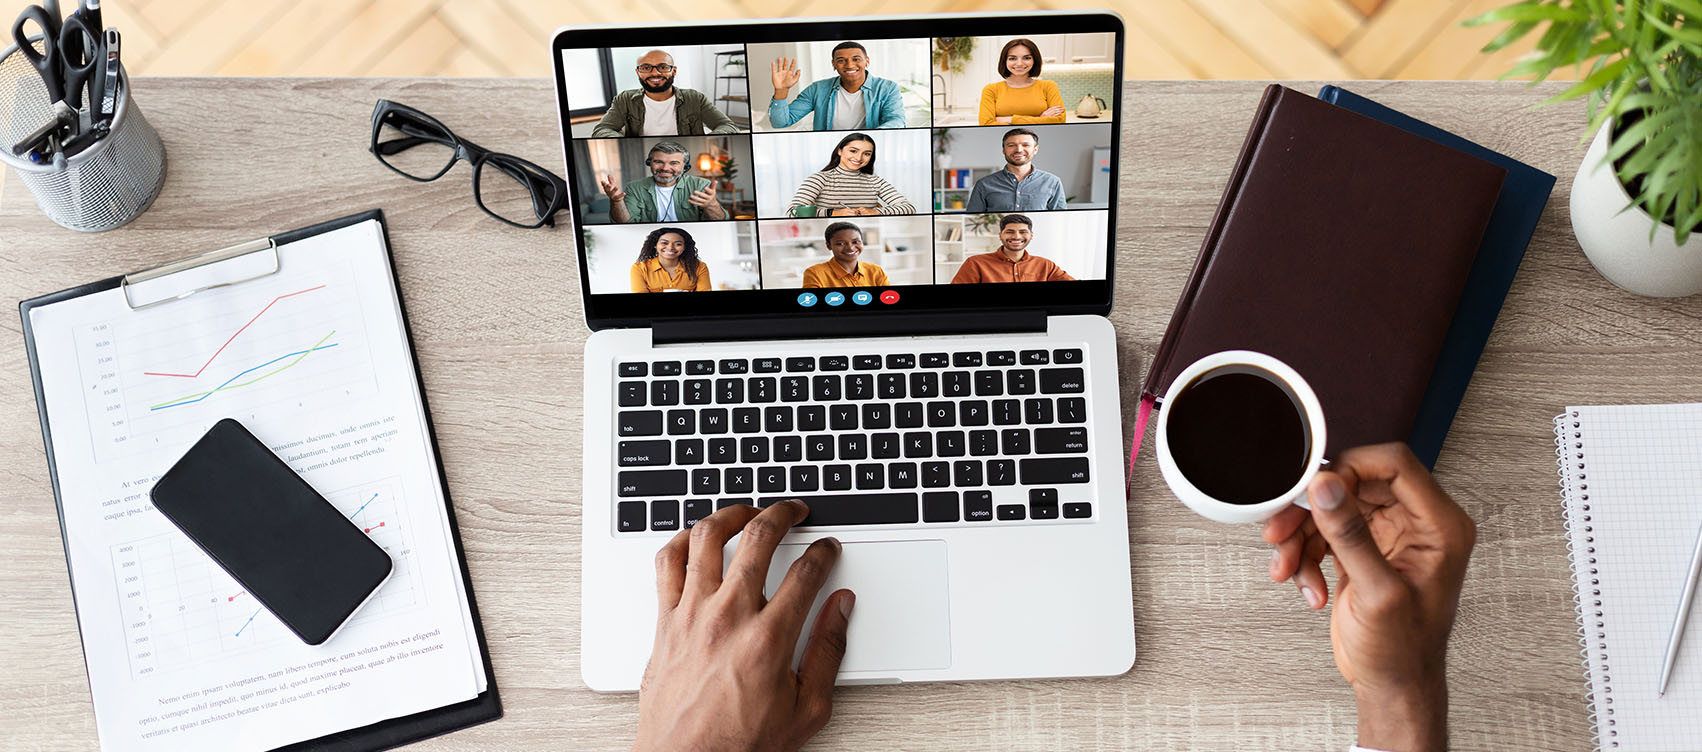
[{"x1": 1555, "y1": 404, "x2": 1702, "y2": 750}]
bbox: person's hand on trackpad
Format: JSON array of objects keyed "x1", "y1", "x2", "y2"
[{"x1": 633, "y1": 500, "x2": 855, "y2": 752}]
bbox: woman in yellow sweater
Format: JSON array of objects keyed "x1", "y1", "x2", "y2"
[
  {"x1": 629, "y1": 227, "x2": 713, "y2": 292},
  {"x1": 978, "y1": 38, "x2": 1065, "y2": 125}
]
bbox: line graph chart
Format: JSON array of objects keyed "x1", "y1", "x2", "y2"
[
  {"x1": 142, "y1": 285, "x2": 327, "y2": 378},
  {"x1": 111, "y1": 479, "x2": 419, "y2": 680}
]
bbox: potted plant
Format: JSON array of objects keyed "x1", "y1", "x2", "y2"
[
  {"x1": 1467, "y1": 0, "x2": 1702, "y2": 296},
  {"x1": 934, "y1": 127, "x2": 955, "y2": 171},
  {"x1": 932, "y1": 37, "x2": 976, "y2": 75}
]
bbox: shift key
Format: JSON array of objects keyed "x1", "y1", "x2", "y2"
[
  {"x1": 1019, "y1": 457, "x2": 1090, "y2": 484},
  {"x1": 618, "y1": 470, "x2": 688, "y2": 497}
]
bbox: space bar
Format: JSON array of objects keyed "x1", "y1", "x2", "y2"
[{"x1": 757, "y1": 494, "x2": 920, "y2": 526}]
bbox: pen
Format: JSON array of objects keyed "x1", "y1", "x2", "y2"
[{"x1": 1658, "y1": 513, "x2": 1702, "y2": 696}]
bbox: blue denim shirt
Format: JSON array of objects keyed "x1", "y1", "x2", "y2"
[
  {"x1": 964, "y1": 167, "x2": 1068, "y2": 212},
  {"x1": 769, "y1": 76, "x2": 906, "y2": 130}
]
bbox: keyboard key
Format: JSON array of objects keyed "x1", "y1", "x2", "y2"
[
  {"x1": 656, "y1": 361, "x2": 684, "y2": 377},
  {"x1": 619, "y1": 470, "x2": 686, "y2": 497},
  {"x1": 725, "y1": 468, "x2": 753, "y2": 494},
  {"x1": 910, "y1": 372, "x2": 940, "y2": 398},
  {"x1": 921, "y1": 352, "x2": 950, "y2": 368},
  {"x1": 820, "y1": 355, "x2": 849, "y2": 371},
  {"x1": 667, "y1": 409, "x2": 695, "y2": 436},
  {"x1": 753, "y1": 357, "x2": 783, "y2": 373},
  {"x1": 618, "y1": 411, "x2": 663, "y2": 436},
  {"x1": 708, "y1": 437, "x2": 736, "y2": 463},
  {"x1": 1007, "y1": 369, "x2": 1036, "y2": 395},
  {"x1": 758, "y1": 466, "x2": 786, "y2": 493},
  {"x1": 1059, "y1": 397, "x2": 1087, "y2": 424},
  {"x1": 716, "y1": 378, "x2": 745, "y2": 404},
  {"x1": 806, "y1": 435, "x2": 835, "y2": 461},
  {"x1": 1020, "y1": 457, "x2": 1091, "y2": 484},
  {"x1": 798, "y1": 406, "x2": 827, "y2": 432},
  {"x1": 886, "y1": 353, "x2": 916, "y2": 369},
  {"x1": 839, "y1": 433, "x2": 867, "y2": 460},
  {"x1": 619, "y1": 362, "x2": 647, "y2": 377},
  {"x1": 764, "y1": 406, "x2": 794, "y2": 433},
  {"x1": 988, "y1": 351, "x2": 1017, "y2": 366},
  {"x1": 652, "y1": 380, "x2": 681, "y2": 406},
  {"x1": 675, "y1": 439, "x2": 703, "y2": 465},
  {"x1": 774, "y1": 436, "x2": 803, "y2": 463},
  {"x1": 1030, "y1": 499, "x2": 1059, "y2": 520},
  {"x1": 1020, "y1": 350, "x2": 1050, "y2": 365},
  {"x1": 845, "y1": 374, "x2": 873, "y2": 401},
  {"x1": 687, "y1": 360, "x2": 716, "y2": 375},
  {"x1": 953, "y1": 352, "x2": 983, "y2": 367},
  {"x1": 684, "y1": 499, "x2": 712, "y2": 527},
  {"x1": 619, "y1": 440, "x2": 670, "y2": 467},
  {"x1": 864, "y1": 403, "x2": 892, "y2": 429},
  {"x1": 651, "y1": 500, "x2": 681, "y2": 531},
  {"x1": 975, "y1": 370, "x2": 1004, "y2": 396},
  {"x1": 618, "y1": 501, "x2": 646, "y2": 532},
  {"x1": 740, "y1": 436, "x2": 770, "y2": 464},
  {"x1": 1054, "y1": 348, "x2": 1083, "y2": 365},
  {"x1": 970, "y1": 430, "x2": 997, "y2": 456},
  {"x1": 1063, "y1": 502, "x2": 1093, "y2": 519},
  {"x1": 1001, "y1": 428, "x2": 1031, "y2": 455},
  {"x1": 717, "y1": 498, "x2": 754, "y2": 510},
  {"x1": 993, "y1": 399, "x2": 1020, "y2": 425},
  {"x1": 953, "y1": 460, "x2": 982, "y2": 486},
  {"x1": 823, "y1": 465, "x2": 853, "y2": 491},
  {"x1": 960, "y1": 400, "x2": 989, "y2": 426},
  {"x1": 750, "y1": 377, "x2": 776, "y2": 403},
  {"x1": 754, "y1": 493, "x2": 919, "y2": 527},
  {"x1": 896, "y1": 402, "x2": 924, "y2": 428},
  {"x1": 871, "y1": 433, "x2": 900, "y2": 459},
  {"x1": 1025, "y1": 398, "x2": 1054, "y2": 425},
  {"x1": 904, "y1": 432, "x2": 932, "y2": 458},
  {"x1": 923, "y1": 492, "x2": 960, "y2": 522},
  {"x1": 786, "y1": 357, "x2": 816, "y2": 372},
  {"x1": 997, "y1": 504, "x2": 1027, "y2": 521},
  {"x1": 781, "y1": 376, "x2": 809, "y2": 402},
  {"x1": 1040, "y1": 367, "x2": 1086, "y2": 394},
  {"x1": 853, "y1": 354, "x2": 882, "y2": 370},
  {"x1": 692, "y1": 468, "x2": 721, "y2": 495},
  {"x1": 684, "y1": 379, "x2": 711, "y2": 405},
  {"x1": 619, "y1": 381, "x2": 646, "y2": 407},
  {"x1": 988, "y1": 459, "x2": 1016, "y2": 485},
  {"x1": 855, "y1": 463, "x2": 884, "y2": 489},
  {"x1": 943, "y1": 371, "x2": 971, "y2": 397},
  {"x1": 964, "y1": 491, "x2": 994, "y2": 521},
  {"x1": 922, "y1": 462, "x2": 950, "y2": 487},
  {"x1": 700, "y1": 409, "x2": 729, "y2": 435},
  {"x1": 1036, "y1": 427, "x2": 1089, "y2": 454},
  {"x1": 813, "y1": 375, "x2": 842, "y2": 401},
  {"x1": 733, "y1": 408, "x2": 761, "y2": 433},
  {"x1": 888, "y1": 462, "x2": 918, "y2": 488},
  {"x1": 719, "y1": 359, "x2": 748, "y2": 374},
  {"x1": 790, "y1": 465, "x2": 820, "y2": 492},
  {"x1": 1030, "y1": 488, "x2": 1058, "y2": 504},
  {"x1": 927, "y1": 401, "x2": 956, "y2": 428},
  {"x1": 878, "y1": 373, "x2": 907, "y2": 399}
]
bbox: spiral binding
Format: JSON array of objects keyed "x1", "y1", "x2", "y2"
[{"x1": 1556, "y1": 411, "x2": 1613, "y2": 750}]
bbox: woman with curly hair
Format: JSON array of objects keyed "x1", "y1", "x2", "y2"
[{"x1": 629, "y1": 226, "x2": 713, "y2": 292}]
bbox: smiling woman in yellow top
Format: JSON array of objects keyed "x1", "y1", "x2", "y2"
[
  {"x1": 629, "y1": 227, "x2": 713, "y2": 292},
  {"x1": 978, "y1": 38, "x2": 1065, "y2": 126},
  {"x1": 800, "y1": 222, "x2": 891, "y2": 289}
]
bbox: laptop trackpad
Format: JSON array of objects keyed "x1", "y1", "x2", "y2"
[{"x1": 764, "y1": 540, "x2": 951, "y2": 675}]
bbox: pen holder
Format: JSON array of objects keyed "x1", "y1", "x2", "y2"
[{"x1": 1, "y1": 35, "x2": 166, "y2": 232}]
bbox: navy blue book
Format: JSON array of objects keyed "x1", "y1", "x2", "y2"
[{"x1": 1318, "y1": 85, "x2": 1555, "y2": 469}]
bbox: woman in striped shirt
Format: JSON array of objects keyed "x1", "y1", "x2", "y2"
[{"x1": 787, "y1": 132, "x2": 916, "y2": 217}]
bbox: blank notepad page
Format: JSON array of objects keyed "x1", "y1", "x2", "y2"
[{"x1": 1558, "y1": 404, "x2": 1702, "y2": 751}]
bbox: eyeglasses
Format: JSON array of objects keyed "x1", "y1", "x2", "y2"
[
  {"x1": 636, "y1": 64, "x2": 676, "y2": 74},
  {"x1": 368, "y1": 100, "x2": 568, "y2": 229}
]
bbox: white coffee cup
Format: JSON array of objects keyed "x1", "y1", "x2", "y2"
[{"x1": 1155, "y1": 350, "x2": 1328, "y2": 524}]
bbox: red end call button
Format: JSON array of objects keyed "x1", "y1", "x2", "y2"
[{"x1": 879, "y1": 290, "x2": 900, "y2": 305}]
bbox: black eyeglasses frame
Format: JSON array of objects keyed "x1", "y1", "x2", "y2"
[{"x1": 368, "y1": 99, "x2": 569, "y2": 230}]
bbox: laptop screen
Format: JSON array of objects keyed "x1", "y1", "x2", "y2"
[{"x1": 552, "y1": 14, "x2": 1123, "y2": 328}]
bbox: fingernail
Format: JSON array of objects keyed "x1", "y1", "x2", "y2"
[
  {"x1": 1268, "y1": 550, "x2": 1280, "y2": 576},
  {"x1": 827, "y1": 536, "x2": 842, "y2": 552},
  {"x1": 1309, "y1": 475, "x2": 1345, "y2": 510},
  {"x1": 1302, "y1": 586, "x2": 1322, "y2": 609},
  {"x1": 839, "y1": 592, "x2": 856, "y2": 619}
]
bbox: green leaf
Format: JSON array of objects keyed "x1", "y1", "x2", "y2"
[
  {"x1": 1465, "y1": 3, "x2": 1591, "y2": 24},
  {"x1": 1546, "y1": 56, "x2": 1631, "y2": 102},
  {"x1": 1480, "y1": 20, "x2": 1540, "y2": 53},
  {"x1": 1642, "y1": 10, "x2": 1702, "y2": 46}
]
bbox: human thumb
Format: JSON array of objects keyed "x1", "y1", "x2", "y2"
[{"x1": 1308, "y1": 472, "x2": 1397, "y2": 588}]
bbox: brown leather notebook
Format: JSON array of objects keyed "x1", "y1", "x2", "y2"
[{"x1": 1141, "y1": 84, "x2": 1507, "y2": 457}]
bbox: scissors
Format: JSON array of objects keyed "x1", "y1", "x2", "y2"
[{"x1": 9, "y1": 5, "x2": 101, "y2": 158}]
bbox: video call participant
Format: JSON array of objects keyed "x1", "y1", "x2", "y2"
[
  {"x1": 599, "y1": 142, "x2": 725, "y2": 223},
  {"x1": 592, "y1": 50, "x2": 741, "y2": 137},
  {"x1": 769, "y1": 42, "x2": 906, "y2": 131},
  {"x1": 965, "y1": 128, "x2": 1067, "y2": 213},
  {"x1": 950, "y1": 213, "x2": 1076, "y2": 283},
  {"x1": 978, "y1": 38, "x2": 1065, "y2": 125},
  {"x1": 629, "y1": 227, "x2": 712, "y2": 292},
  {"x1": 800, "y1": 222, "x2": 890, "y2": 288},
  {"x1": 787, "y1": 133, "x2": 915, "y2": 217}
]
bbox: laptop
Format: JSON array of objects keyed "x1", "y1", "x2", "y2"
[{"x1": 552, "y1": 11, "x2": 1134, "y2": 691}]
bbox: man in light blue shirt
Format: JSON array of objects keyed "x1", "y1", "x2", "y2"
[
  {"x1": 965, "y1": 128, "x2": 1068, "y2": 213},
  {"x1": 768, "y1": 42, "x2": 906, "y2": 131}
]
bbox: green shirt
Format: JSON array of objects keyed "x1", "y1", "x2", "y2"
[
  {"x1": 592, "y1": 88, "x2": 740, "y2": 138},
  {"x1": 621, "y1": 174, "x2": 715, "y2": 223}
]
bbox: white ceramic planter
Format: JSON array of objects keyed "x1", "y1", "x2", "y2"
[{"x1": 1570, "y1": 122, "x2": 1702, "y2": 297}]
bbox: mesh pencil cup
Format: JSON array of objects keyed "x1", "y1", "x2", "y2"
[{"x1": 1, "y1": 35, "x2": 166, "y2": 232}]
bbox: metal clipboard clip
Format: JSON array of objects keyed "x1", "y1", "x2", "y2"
[{"x1": 121, "y1": 236, "x2": 281, "y2": 310}]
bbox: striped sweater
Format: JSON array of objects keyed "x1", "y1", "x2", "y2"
[{"x1": 787, "y1": 167, "x2": 915, "y2": 216}]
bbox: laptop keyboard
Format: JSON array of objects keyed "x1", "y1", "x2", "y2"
[{"x1": 611, "y1": 348, "x2": 1096, "y2": 533}]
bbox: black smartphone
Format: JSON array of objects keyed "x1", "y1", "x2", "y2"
[{"x1": 150, "y1": 418, "x2": 393, "y2": 645}]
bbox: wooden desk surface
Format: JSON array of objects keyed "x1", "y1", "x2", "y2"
[{"x1": 4, "y1": 77, "x2": 1686, "y2": 751}]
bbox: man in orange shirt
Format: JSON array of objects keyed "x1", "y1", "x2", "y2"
[
  {"x1": 950, "y1": 214, "x2": 1076, "y2": 284},
  {"x1": 800, "y1": 222, "x2": 891, "y2": 288}
]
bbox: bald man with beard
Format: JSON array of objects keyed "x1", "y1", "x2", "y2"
[{"x1": 593, "y1": 49, "x2": 742, "y2": 137}]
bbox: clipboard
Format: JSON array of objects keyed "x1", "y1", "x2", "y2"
[{"x1": 19, "y1": 210, "x2": 502, "y2": 751}]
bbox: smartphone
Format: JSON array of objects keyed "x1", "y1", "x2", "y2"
[{"x1": 150, "y1": 419, "x2": 393, "y2": 645}]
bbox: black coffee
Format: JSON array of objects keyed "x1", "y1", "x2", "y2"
[{"x1": 1166, "y1": 370, "x2": 1310, "y2": 505}]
